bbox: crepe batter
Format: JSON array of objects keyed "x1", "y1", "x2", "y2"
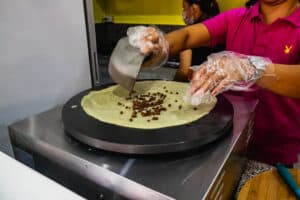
[{"x1": 81, "y1": 80, "x2": 216, "y2": 129}]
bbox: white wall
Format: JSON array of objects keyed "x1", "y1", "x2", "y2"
[
  {"x1": 0, "y1": 0, "x2": 92, "y2": 153},
  {"x1": 0, "y1": 151, "x2": 86, "y2": 199}
]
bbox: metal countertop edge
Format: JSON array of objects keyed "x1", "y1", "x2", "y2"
[
  {"x1": 201, "y1": 113, "x2": 251, "y2": 200},
  {"x1": 9, "y1": 129, "x2": 175, "y2": 200}
]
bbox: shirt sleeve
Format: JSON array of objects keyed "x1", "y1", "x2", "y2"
[{"x1": 203, "y1": 8, "x2": 245, "y2": 47}]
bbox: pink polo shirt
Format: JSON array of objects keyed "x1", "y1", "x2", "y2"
[{"x1": 203, "y1": 3, "x2": 300, "y2": 165}]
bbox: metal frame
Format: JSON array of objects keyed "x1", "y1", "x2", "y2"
[{"x1": 83, "y1": 0, "x2": 101, "y2": 87}]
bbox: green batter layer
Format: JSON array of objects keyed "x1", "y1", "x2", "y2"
[{"x1": 81, "y1": 80, "x2": 216, "y2": 129}]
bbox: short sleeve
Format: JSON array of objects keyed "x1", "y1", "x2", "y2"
[{"x1": 203, "y1": 8, "x2": 246, "y2": 47}]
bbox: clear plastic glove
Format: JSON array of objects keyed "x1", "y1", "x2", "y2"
[
  {"x1": 127, "y1": 26, "x2": 169, "y2": 68},
  {"x1": 184, "y1": 90, "x2": 217, "y2": 106},
  {"x1": 188, "y1": 51, "x2": 274, "y2": 99}
]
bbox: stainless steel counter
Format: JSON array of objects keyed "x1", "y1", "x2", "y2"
[{"x1": 8, "y1": 94, "x2": 257, "y2": 200}]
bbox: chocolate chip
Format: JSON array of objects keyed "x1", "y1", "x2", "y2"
[
  {"x1": 120, "y1": 111, "x2": 124, "y2": 115},
  {"x1": 179, "y1": 105, "x2": 182, "y2": 110},
  {"x1": 128, "y1": 91, "x2": 169, "y2": 120}
]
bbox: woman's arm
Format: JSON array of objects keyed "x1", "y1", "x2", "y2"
[
  {"x1": 141, "y1": 23, "x2": 212, "y2": 68},
  {"x1": 257, "y1": 63, "x2": 300, "y2": 98},
  {"x1": 188, "y1": 52, "x2": 300, "y2": 100},
  {"x1": 166, "y1": 23, "x2": 211, "y2": 55},
  {"x1": 174, "y1": 49, "x2": 192, "y2": 81}
]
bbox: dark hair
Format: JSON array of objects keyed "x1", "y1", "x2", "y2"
[
  {"x1": 245, "y1": 0, "x2": 258, "y2": 8},
  {"x1": 185, "y1": 0, "x2": 220, "y2": 19}
]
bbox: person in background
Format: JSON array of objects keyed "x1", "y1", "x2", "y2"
[
  {"x1": 128, "y1": 0, "x2": 300, "y2": 166},
  {"x1": 174, "y1": 0, "x2": 221, "y2": 81}
]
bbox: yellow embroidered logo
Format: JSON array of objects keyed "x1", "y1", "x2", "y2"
[{"x1": 284, "y1": 45, "x2": 292, "y2": 54}]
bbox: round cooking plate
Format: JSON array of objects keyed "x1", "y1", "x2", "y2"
[{"x1": 62, "y1": 83, "x2": 233, "y2": 154}]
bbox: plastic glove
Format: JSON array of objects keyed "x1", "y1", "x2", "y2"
[
  {"x1": 188, "y1": 51, "x2": 274, "y2": 97},
  {"x1": 184, "y1": 90, "x2": 217, "y2": 106},
  {"x1": 127, "y1": 26, "x2": 169, "y2": 68}
]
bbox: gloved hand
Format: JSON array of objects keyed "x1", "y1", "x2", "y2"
[
  {"x1": 188, "y1": 51, "x2": 274, "y2": 97},
  {"x1": 127, "y1": 26, "x2": 169, "y2": 68}
]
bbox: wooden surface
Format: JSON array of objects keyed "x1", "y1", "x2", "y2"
[{"x1": 238, "y1": 169, "x2": 300, "y2": 200}]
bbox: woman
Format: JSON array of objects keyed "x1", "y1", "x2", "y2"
[
  {"x1": 129, "y1": 0, "x2": 300, "y2": 166},
  {"x1": 174, "y1": 0, "x2": 220, "y2": 81}
]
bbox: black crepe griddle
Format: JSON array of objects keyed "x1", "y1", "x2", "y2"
[{"x1": 62, "y1": 82, "x2": 233, "y2": 154}]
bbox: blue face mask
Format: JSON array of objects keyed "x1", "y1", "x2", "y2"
[{"x1": 182, "y1": 11, "x2": 195, "y2": 25}]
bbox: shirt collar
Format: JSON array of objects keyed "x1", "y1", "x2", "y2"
[
  {"x1": 285, "y1": 6, "x2": 300, "y2": 27},
  {"x1": 249, "y1": 2, "x2": 262, "y2": 21},
  {"x1": 249, "y1": 2, "x2": 300, "y2": 27}
]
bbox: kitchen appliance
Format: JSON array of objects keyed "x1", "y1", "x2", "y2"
[
  {"x1": 9, "y1": 95, "x2": 256, "y2": 200},
  {"x1": 62, "y1": 84, "x2": 233, "y2": 155}
]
